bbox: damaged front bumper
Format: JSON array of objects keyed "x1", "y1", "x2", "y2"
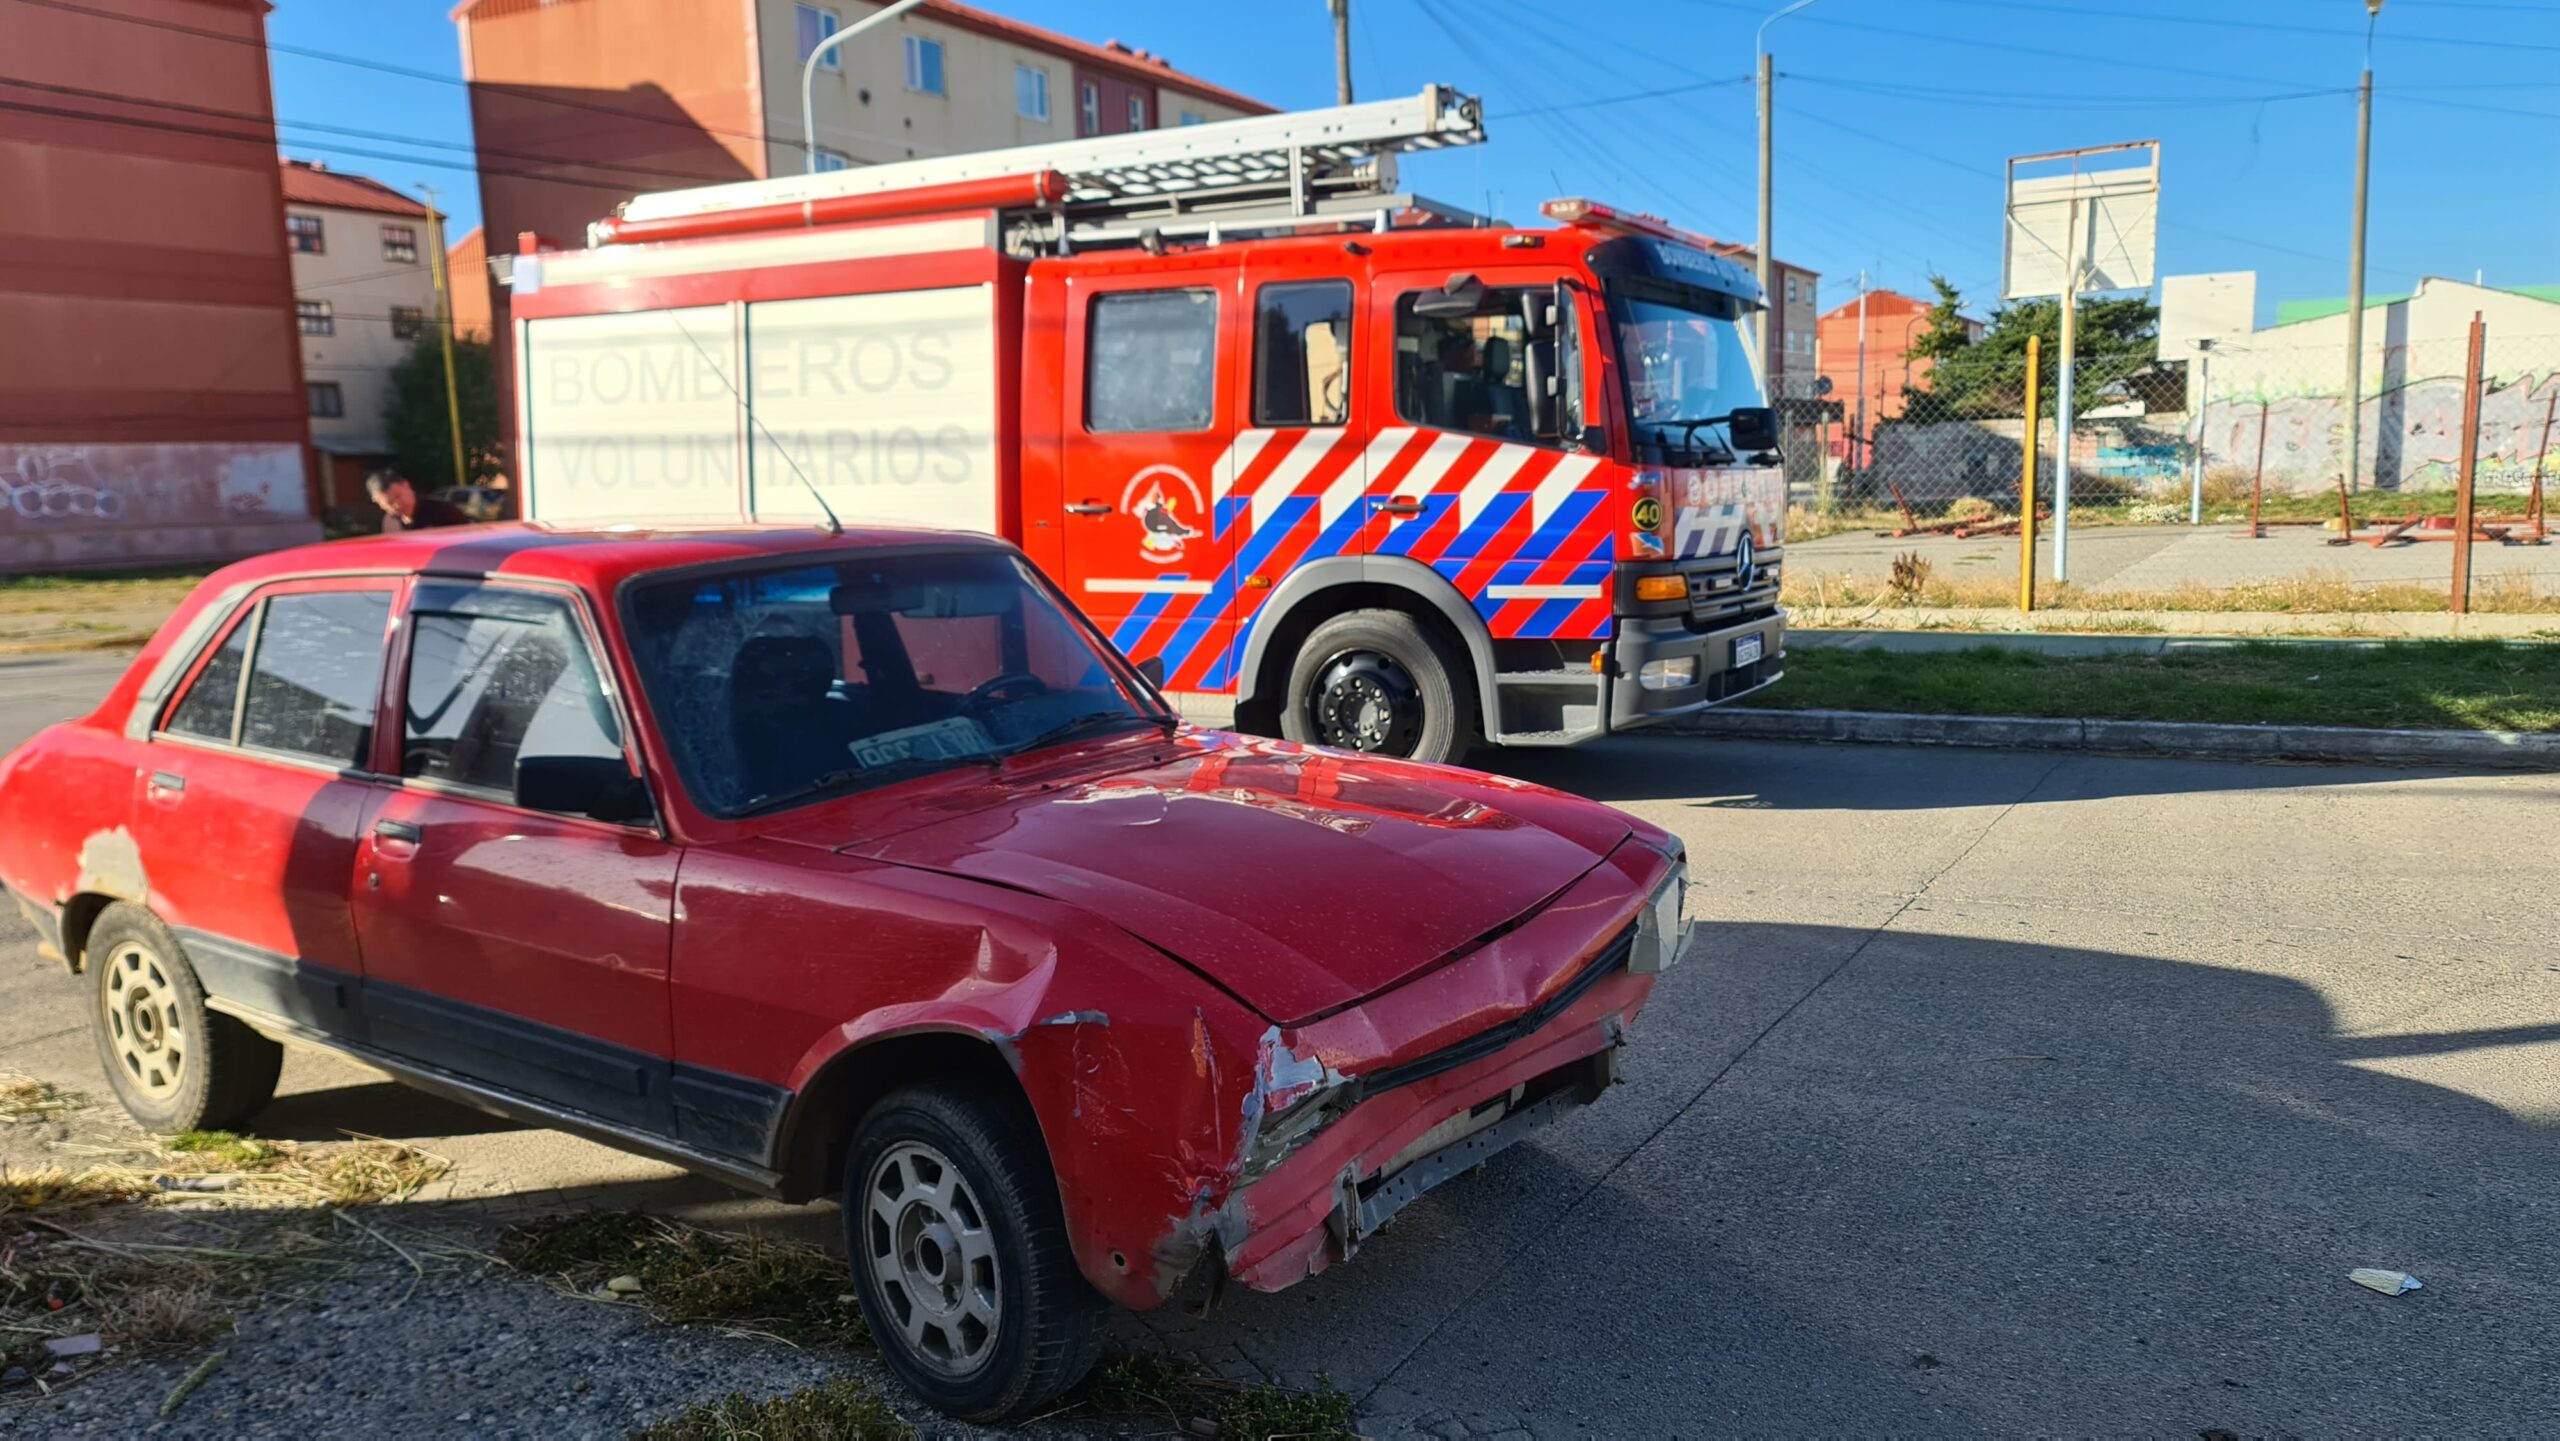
[{"x1": 1206, "y1": 936, "x2": 1653, "y2": 1294}]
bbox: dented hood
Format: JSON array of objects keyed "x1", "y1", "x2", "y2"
[{"x1": 835, "y1": 733, "x2": 1632, "y2": 1025}]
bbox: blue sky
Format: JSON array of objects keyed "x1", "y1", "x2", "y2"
[{"x1": 266, "y1": 1, "x2": 2560, "y2": 324}]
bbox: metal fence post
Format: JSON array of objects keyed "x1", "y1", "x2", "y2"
[{"x1": 2020, "y1": 335, "x2": 2041, "y2": 612}]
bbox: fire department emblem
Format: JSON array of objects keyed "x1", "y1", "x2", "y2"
[{"x1": 1121, "y1": 464, "x2": 1204, "y2": 566}]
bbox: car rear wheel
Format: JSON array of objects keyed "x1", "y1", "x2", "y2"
[
  {"x1": 87, "y1": 903, "x2": 282, "y2": 1134},
  {"x1": 1282, "y1": 609, "x2": 1472, "y2": 766},
  {"x1": 841, "y1": 1083, "x2": 1101, "y2": 1422}
]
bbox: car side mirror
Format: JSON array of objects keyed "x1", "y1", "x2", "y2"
[
  {"x1": 515, "y1": 755, "x2": 654, "y2": 826},
  {"x1": 1134, "y1": 655, "x2": 1166, "y2": 689},
  {"x1": 1726, "y1": 405, "x2": 1780, "y2": 455},
  {"x1": 1523, "y1": 338, "x2": 1560, "y2": 439}
]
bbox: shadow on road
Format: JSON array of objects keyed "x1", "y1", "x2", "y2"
[{"x1": 1488, "y1": 732, "x2": 2458, "y2": 810}]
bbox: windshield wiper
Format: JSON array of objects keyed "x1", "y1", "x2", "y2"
[
  {"x1": 1005, "y1": 708, "x2": 1165, "y2": 760},
  {"x1": 733, "y1": 754, "x2": 992, "y2": 816},
  {"x1": 1640, "y1": 417, "x2": 1738, "y2": 465}
]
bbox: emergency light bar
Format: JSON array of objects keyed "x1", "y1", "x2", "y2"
[{"x1": 1541, "y1": 197, "x2": 1735, "y2": 260}]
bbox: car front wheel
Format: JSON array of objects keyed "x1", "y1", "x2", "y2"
[
  {"x1": 86, "y1": 902, "x2": 282, "y2": 1134},
  {"x1": 841, "y1": 1083, "x2": 1101, "y2": 1422}
]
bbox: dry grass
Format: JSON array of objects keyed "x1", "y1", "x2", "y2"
[
  {"x1": 636, "y1": 1377, "x2": 915, "y2": 1440},
  {"x1": 498, "y1": 1211, "x2": 866, "y2": 1348},
  {"x1": 0, "y1": 1077, "x2": 83, "y2": 1125},
  {"x1": 1783, "y1": 566, "x2": 2560, "y2": 616},
  {"x1": 1075, "y1": 1351, "x2": 1358, "y2": 1438}
]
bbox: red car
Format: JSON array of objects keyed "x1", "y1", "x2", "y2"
[{"x1": 0, "y1": 524, "x2": 1687, "y2": 1420}]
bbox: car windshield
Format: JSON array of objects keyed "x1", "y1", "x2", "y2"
[
  {"x1": 1609, "y1": 289, "x2": 1762, "y2": 459},
  {"x1": 624, "y1": 549, "x2": 1161, "y2": 817}
]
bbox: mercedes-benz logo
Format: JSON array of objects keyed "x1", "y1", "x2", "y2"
[{"x1": 1733, "y1": 531, "x2": 1757, "y2": 590}]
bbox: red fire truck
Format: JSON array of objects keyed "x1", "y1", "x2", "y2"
[{"x1": 502, "y1": 86, "x2": 1783, "y2": 766}]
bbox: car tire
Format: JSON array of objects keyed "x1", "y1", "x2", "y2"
[
  {"x1": 841, "y1": 1083, "x2": 1103, "y2": 1422},
  {"x1": 1281, "y1": 608, "x2": 1474, "y2": 766},
  {"x1": 87, "y1": 903, "x2": 282, "y2": 1134}
]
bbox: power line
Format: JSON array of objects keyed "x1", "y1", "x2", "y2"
[{"x1": 1892, "y1": 0, "x2": 2560, "y2": 56}]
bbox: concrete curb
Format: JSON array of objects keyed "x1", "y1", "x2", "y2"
[{"x1": 1665, "y1": 707, "x2": 2560, "y2": 770}]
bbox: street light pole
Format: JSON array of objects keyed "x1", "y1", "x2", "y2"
[
  {"x1": 803, "y1": 0, "x2": 932, "y2": 174},
  {"x1": 418, "y1": 183, "x2": 467, "y2": 493},
  {"x1": 1756, "y1": 0, "x2": 1816, "y2": 391},
  {"x1": 2343, "y1": 1, "x2": 2383, "y2": 494}
]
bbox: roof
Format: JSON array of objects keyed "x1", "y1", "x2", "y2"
[
  {"x1": 279, "y1": 159, "x2": 433, "y2": 219},
  {"x1": 199, "y1": 521, "x2": 1014, "y2": 598},
  {"x1": 450, "y1": 0, "x2": 1271, "y2": 116},
  {"x1": 2274, "y1": 279, "x2": 2560, "y2": 327}
]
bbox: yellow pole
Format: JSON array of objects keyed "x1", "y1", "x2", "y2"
[
  {"x1": 420, "y1": 185, "x2": 468, "y2": 491},
  {"x1": 2020, "y1": 334, "x2": 2041, "y2": 613}
]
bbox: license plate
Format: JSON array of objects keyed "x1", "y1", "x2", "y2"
[{"x1": 1734, "y1": 633, "x2": 1764, "y2": 667}]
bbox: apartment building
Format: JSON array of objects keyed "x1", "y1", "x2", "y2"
[
  {"x1": 1817, "y1": 287, "x2": 1985, "y2": 444},
  {"x1": 281, "y1": 160, "x2": 442, "y2": 509},
  {"x1": 0, "y1": 0, "x2": 316, "y2": 571},
  {"x1": 454, "y1": 0, "x2": 1270, "y2": 462}
]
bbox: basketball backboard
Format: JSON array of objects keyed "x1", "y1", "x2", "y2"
[{"x1": 2003, "y1": 142, "x2": 2159, "y2": 300}]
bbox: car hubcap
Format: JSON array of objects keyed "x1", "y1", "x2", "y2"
[
  {"x1": 862, "y1": 1141, "x2": 1000, "y2": 1378},
  {"x1": 1311, "y1": 650, "x2": 1421, "y2": 755},
  {"x1": 103, "y1": 943, "x2": 184, "y2": 1099}
]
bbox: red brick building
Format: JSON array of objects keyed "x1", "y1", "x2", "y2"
[
  {"x1": 1817, "y1": 288, "x2": 1984, "y2": 460},
  {"x1": 0, "y1": 0, "x2": 319, "y2": 571}
]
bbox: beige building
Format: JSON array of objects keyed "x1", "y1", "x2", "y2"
[{"x1": 281, "y1": 159, "x2": 440, "y2": 510}]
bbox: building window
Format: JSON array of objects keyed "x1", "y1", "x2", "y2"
[
  {"x1": 380, "y1": 224, "x2": 418, "y2": 263},
  {"x1": 1253, "y1": 280, "x2": 1353, "y2": 427},
  {"x1": 1126, "y1": 95, "x2": 1146, "y2": 130},
  {"x1": 1086, "y1": 290, "x2": 1217, "y2": 434},
  {"x1": 1785, "y1": 278, "x2": 1798, "y2": 304},
  {"x1": 812, "y1": 147, "x2": 851, "y2": 173},
  {"x1": 390, "y1": 305, "x2": 425, "y2": 340},
  {"x1": 1015, "y1": 64, "x2": 1049, "y2": 121},
  {"x1": 1179, "y1": 110, "x2": 1205, "y2": 126},
  {"x1": 307, "y1": 381, "x2": 344, "y2": 418},
  {"x1": 297, "y1": 299, "x2": 334, "y2": 337},
  {"x1": 796, "y1": 5, "x2": 839, "y2": 68},
  {"x1": 286, "y1": 214, "x2": 324, "y2": 254},
  {"x1": 904, "y1": 34, "x2": 943, "y2": 94},
  {"x1": 1079, "y1": 81, "x2": 1099, "y2": 136}
]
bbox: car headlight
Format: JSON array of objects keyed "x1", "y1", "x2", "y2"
[{"x1": 1629, "y1": 860, "x2": 1691, "y2": 974}]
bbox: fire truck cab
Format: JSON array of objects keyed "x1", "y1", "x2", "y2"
[{"x1": 502, "y1": 87, "x2": 1783, "y2": 767}]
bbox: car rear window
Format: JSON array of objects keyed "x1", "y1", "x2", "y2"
[
  {"x1": 238, "y1": 592, "x2": 392, "y2": 767},
  {"x1": 164, "y1": 617, "x2": 252, "y2": 742}
]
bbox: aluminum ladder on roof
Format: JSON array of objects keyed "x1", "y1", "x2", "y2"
[{"x1": 612, "y1": 84, "x2": 1487, "y2": 232}]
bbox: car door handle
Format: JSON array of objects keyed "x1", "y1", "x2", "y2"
[
  {"x1": 1064, "y1": 502, "x2": 1114, "y2": 516},
  {"x1": 373, "y1": 819, "x2": 422, "y2": 846},
  {"x1": 147, "y1": 771, "x2": 186, "y2": 794},
  {"x1": 1371, "y1": 496, "x2": 1424, "y2": 516}
]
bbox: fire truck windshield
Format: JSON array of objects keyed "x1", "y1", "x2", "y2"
[{"x1": 1609, "y1": 291, "x2": 1762, "y2": 463}]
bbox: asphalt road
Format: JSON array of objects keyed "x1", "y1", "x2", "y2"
[{"x1": 5, "y1": 651, "x2": 2557, "y2": 1435}]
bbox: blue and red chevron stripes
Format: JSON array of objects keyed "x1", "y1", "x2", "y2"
[{"x1": 1114, "y1": 426, "x2": 1623, "y2": 692}]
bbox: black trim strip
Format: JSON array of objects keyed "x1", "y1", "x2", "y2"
[{"x1": 1351, "y1": 923, "x2": 1635, "y2": 1100}]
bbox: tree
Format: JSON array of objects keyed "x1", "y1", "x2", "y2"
[
  {"x1": 383, "y1": 333, "x2": 504, "y2": 487},
  {"x1": 1904, "y1": 276, "x2": 2159, "y2": 421}
]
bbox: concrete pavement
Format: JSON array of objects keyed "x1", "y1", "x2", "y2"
[
  {"x1": 5, "y1": 653, "x2": 2557, "y2": 1434},
  {"x1": 1790, "y1": 519, "x2": 2560, "y2": 595}
]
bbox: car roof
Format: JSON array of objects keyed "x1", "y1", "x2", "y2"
[{"x1": 198, "y1": 521, "x2": 1016, "y2": 595}]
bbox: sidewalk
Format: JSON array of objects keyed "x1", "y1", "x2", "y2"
[
  {"x1": 1791, "y1": 627, "x2": 2553, "y2": 657},
  {"x1": 1787, "y1": 521, "x2": 2560, "y2": 595},
  {"x1": 1788, "y1": 605, "x2": 2560, "y2": 639}
]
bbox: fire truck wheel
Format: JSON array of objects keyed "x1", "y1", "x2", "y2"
[{"x1": 1284, "y1": 609, "x2": 1472, "y2": 766}]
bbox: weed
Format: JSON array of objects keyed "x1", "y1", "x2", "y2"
[
  {"x1": 1887, "y1": 551, "x2": 1934, "y2": 604},
  {"x1": 1077, "y1": 1350, "x2": 1196, "y2": 1415},
  {"x1": 498, "y1": 1211, "x2": 866, "y2": 1347},
  {"x1": 635, "y1": 1378, "x2": 915, "y2": 1440},
  {"x1": 166, "y1": 1130, "x2": 278, "y2": 1169},
  {"x1": 1214, "y1": 1375, "x2": 1358, "y2": 1440},
  {"x1": 1, "y1": 1075, "x2": 83, "y2": 1124}
]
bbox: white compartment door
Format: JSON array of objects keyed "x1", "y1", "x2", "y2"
[{"x1": 519, "y1": 306, "x2": 746, "y2": 523}]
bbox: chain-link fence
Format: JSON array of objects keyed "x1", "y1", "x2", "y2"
[{"x1": 1798, "y1": 330, "x2": 2560, "y2": 526}]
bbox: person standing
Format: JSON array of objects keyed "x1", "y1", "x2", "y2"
[{"x1": 367, "y1": 470, "x2": 472, "y2": 533}]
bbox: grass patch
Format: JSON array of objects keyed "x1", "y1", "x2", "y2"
[
  {"x1": 1784, "y1": 566, "x2": 2560, "y2": 616},
  {"x1": 1071, "y1": 1351, "x2": 1357, "y2": 1438},
  {"x1": 1744, "y1": 639, "x2": 2560, "y2": 732},
  {"x1": 498, "y1": 1211, "x2": 865, "y2": 1347},
  {"x1": 634, "y1": 1377, "x2": 914, "y2": 1440}
]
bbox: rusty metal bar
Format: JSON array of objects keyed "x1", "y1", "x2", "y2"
[
  {"x1": 2235, "y1": 400, "x2": 2269, "y2": 539},
  {"x1": 2451, "y1": 311, "x2": 2484, "y2": 614}
]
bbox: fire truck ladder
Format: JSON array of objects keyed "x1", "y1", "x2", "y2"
[{"x1": 609, "y1": 85, "x2": 1489, "y2": 251}]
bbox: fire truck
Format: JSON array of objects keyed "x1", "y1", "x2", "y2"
[{"x1": 501, "y1": 86, "x2": 1783, "y2": 767}]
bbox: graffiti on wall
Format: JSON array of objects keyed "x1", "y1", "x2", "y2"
[
  {"x1": 1, "y1": 444, "x2": 302, "y2": 529},
  {"x1": 2206, "y1": 370, "x2": 2560, "y2": 495}
]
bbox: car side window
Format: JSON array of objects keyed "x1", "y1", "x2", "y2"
[
  {"x1": 402, "y1": 585, "x2": 624, "y2": 805},
  {"x1": 1394, "y1": 285, "x2": 1539, "y2": 442},
  {"x1": 163, "y1": 613, "x2": 254, "y2": 742},
  {"x1": 1253, "y1": 280, "x2": 1353, "y2": 427},
  {"x1": 1085, "y1": 288, "x2": 1217, "y2": 433},
  {"x1": 236, "y1": 592, "x2": 393, "y2": 767}
]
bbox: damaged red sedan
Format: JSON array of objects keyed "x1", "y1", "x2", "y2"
[{"x1": 0, "y1": 525, "x2": 1688, "y2": 1420}]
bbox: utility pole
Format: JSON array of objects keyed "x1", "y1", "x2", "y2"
[
  {"x1": 1755, "y1": 0, "x2": 1816, "y2": 389},
  {"x1": 2189, "y1": 338, "x2": 2213, "y2": 525},
  {"x1": 1853, "y1": 271, "x2": 1868, "y2": 471},
  {"x1": 418, "y1": 183, "x2": 467, "y2": 492},
  {"x1": 2343, "y1": 1, "x2": 2383, "y2": 494},
  {"x1": 1330, "y1": 0, "x2": 1353, "y2": 105}
]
